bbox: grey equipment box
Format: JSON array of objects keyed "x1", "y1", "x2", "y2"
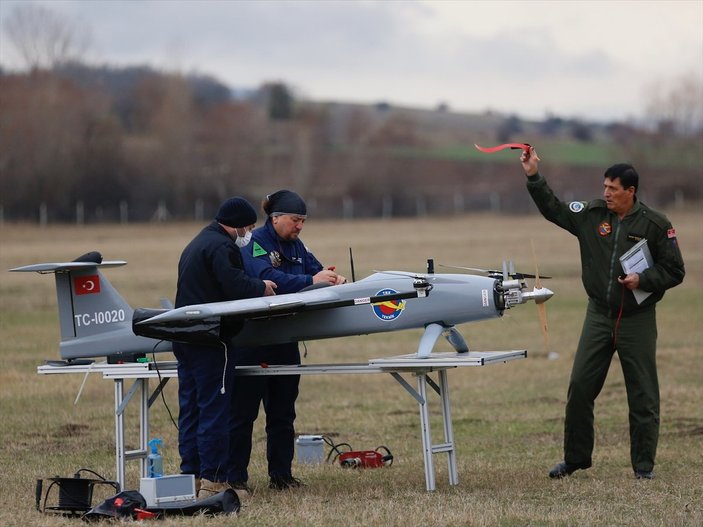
[
  {"x1": 296, "y1": 434, "x2": 324, "y2": 464},
  {"x1": 139, "y1": 475, "x2": 196, "y2": 507}
]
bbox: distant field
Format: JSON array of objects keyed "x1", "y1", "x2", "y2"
[
  {"x1": 0, "y1": 211, "x2": 701, "y2": 526},
  {"x1": 389, "y1": 139, "x2": 700, "y2": 171},
  {"x1": 425, "y1": 140, "x2": 620, "y2": 166}
]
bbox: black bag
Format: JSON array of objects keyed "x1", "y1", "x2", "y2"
[
  {"x1": 83, "y1": 489, "x2": 240, "y2": 520},
  {"x1": 149, "y1": 489, "x2": 240, "y2": 516},
  {"x1": 82, "y1": 490, "x2": 146, "y2": 521}
]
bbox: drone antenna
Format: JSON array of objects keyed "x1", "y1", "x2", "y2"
[
  {"x1": 427, "y1": 258, "x2": 434, "y2": 274},
  {"x1": 349, "y1": 247, "x2": 356, "y2": 283}
]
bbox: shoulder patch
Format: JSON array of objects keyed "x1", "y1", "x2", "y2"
[
  {"x1": 252, "y1": 241, "x2": 267, "y2": 257},
  {"x1": 568, "y1": 201, "x2": 586, "y2": 213}
]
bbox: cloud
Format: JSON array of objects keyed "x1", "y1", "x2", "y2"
[{"x1": 0, "y1": 0, "x2": 700, "y2": 121}]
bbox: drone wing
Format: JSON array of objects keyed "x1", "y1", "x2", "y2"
[{"x1": 136, "y1": 286, "x2": 418, "y2": 326}]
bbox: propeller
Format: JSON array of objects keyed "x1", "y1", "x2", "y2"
[
  {"x1": 441, "y1": 253, "x2": 554, "y2": 357},
  {"x1": 531, "y1": 240, "x2": 552, "y2": 356},
  {"x1": 438, "y1": 263, "x2": 551, "y2": 280}
]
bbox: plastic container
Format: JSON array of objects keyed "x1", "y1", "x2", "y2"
[
  {"x1": 147, "y1": 438, "x2": 164, "y2": 478},
  {"x1": 295, "y1": 435, "x2": 324, "y2": 464}
]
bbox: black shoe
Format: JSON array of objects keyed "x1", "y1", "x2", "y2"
[
  {"x1": 548, "y1": 461, "x2": 588, "y2": 479},
  {"x1": 634, "y1": 469, "x2": 654, "y2": 480},
  {"x1": 269, "y1": 474, "x2": 303, "y2": 490}
]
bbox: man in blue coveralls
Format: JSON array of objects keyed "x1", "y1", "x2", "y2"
[
  {"x1": 173, "y1": 197, "x2": 276, "y2": 497},
  {"x1": 229, "y1": 189, "x2": 346, "y2": 491}
]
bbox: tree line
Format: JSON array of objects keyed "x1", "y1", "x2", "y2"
[{"x1": 2, "y1": 63, "x2": 701, "y2": 224}]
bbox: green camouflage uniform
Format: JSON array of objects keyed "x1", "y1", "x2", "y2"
[{"x1": 527, "y1": 173, "x2": 685, "y2": 472}]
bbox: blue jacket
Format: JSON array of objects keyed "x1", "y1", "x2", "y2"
[
  {"x1": 175, "y1": 221, "x2": 265, "y2": 308},
  {"x1": 241, "y1": 220, "x2": 323, "y2": 295}
]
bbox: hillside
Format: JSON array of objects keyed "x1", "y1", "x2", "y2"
[{"x1": 1, "y1": 65, "x2": 701, "y2": 222}]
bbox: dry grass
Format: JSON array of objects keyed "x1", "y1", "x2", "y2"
[{"x1": 0, "y1": 210, "x2": 701, "y2": 526}]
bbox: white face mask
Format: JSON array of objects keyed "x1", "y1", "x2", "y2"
[{"x1": 234, "y1": 228, "x2": 252, "y2": 248}]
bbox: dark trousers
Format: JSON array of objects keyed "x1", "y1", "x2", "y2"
[
  {"x1": 564, "y1": 299, "x2": 659, "y2": 472},
  {"x1": 173, "y1": 342, "x2": 234, "y2": 482},
  {"x1": 229, "y1": 343, "x2": 300, "y2": 482}
]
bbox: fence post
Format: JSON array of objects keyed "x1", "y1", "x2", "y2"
[
  {"x1": 343, "y1": 196, "x2": 353, "y2": 219},
  {"x1": 416, "y1": 195, "x2": 427, "y2": 217},
  {"x1": 195, "y1": 199, "x2": 204, "y2": 221},
  {"x1": 152, "y1": 201, "x2": 170, "y2": 222},
  {"x1": 382, "y1": 195, "x2": 393, "y2": 219},
  {"x1": 453, "y1": 192, "x2": 464, "y2": 215},
  {"x1": 76, "y1": 201, "x2": 84, "y2": 225},
  {"x1": 40, "y1": 202, "x2": 48, "y2": 226},
  {"x1": 489, "y1": 192, "x2": 500, "y2": 213}
]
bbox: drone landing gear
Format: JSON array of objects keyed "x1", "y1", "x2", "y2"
[{"x1": 416, "y1": 324, "x2": 469, "y2": 358}]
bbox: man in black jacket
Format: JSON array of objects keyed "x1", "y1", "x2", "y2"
[
  {"x1": 173, "y1": 197, "x2": 276, "y2": 496},
  {"x1": 521, "y1": 148, "x2": 685, "y2": 480}
]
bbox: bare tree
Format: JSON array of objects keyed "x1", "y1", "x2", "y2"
[
  {"x1": 644, "y1": 72, "x2": 703, "y2": 137},
  {"x1": 3, "y1": 3, "x2": 91, "y2": 70}
]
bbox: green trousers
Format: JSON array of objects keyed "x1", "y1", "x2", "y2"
[{"x1": 564, "y1": 299, "x2": 659, "y2": 472}]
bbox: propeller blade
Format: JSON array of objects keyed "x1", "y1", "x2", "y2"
[
  {"x1": 512, "y1": 272, "x2": 551, "y2": 280},
  {"x1": 531, "y1": 240, "x2": 542, "y2": 290},
  {"x1": 438, "y1": 264, "x2": 494, "y2": 274},
  {"x1": 537, "y1": 301, "x2": 550, "y2": 352},
  {"x1": 531, "y1": 239, "x2": 551, "y2": 354},
  {"x1": 373, "y1": 270, "x2": 425, "y2": 279},
  {"x1": 437, "y1": 264, "x2": 550, "y2": 279}
]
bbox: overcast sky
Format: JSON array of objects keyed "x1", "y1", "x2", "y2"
[{"x1": 1, "y1": 0, "x2": 701, "y2": 122}]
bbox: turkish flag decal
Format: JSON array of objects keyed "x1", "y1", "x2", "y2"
[{"x1": 74, "y1": 274, "x2": 101, "y2": 295}]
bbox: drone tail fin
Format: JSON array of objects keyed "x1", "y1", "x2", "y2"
[{"x1": 10, "y1": 252, "x2": 170, "y2": 361}]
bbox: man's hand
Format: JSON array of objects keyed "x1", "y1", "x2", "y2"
[
  {"x1": 263, "y1": 280, "x2": 277, "y2": 296},
  {"x1": 313, "y1": 269, "x2": 347, "y2": 285},
  {"x1": 521, "y1": 146, "x2": 540, "y2": 176},
  {"x1": 618, "y1": 273, "x2": 640, "y2": 290}
]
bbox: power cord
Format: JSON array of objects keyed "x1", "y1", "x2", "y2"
[
  {"x1": 323, "y1": 435, "x2": 352, "y2": 464},
  {"x1": 151, "y1": 341, "x2": 179, "y2": 431}
]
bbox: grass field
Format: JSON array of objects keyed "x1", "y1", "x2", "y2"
[{"x1": 0, "y1": 210, "x2": 701, "y2": 526}]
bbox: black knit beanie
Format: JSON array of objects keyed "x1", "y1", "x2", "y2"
[{"x1": 215, "y1": 197, "x2": 257, "y2": 227}]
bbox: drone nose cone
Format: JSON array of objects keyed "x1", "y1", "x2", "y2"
[{"x1": 534, "y1": 287, "x2": 554, "y2": 304}]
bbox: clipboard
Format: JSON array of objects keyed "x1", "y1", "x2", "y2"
[{"x1": 619, "y1": 238, "x2": 653, "y2": 304}]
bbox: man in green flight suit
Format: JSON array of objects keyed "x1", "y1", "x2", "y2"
[{"x1": 520, "y1": 147, "x2": 685, "y2": 480}]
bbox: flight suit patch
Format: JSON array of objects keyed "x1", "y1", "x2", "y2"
[
  {"x1": 252, "y1": 241, "x2": 267, "y2": 257},
  {"x1": 569, "y1": 201, "x2": 586, "y2": 213},
  {"x1": 598, "y1": 222, "x2": 612, "y2": 237},
  {"x1": 269, "y1": 250, "x2": 282, "y2": 267}
]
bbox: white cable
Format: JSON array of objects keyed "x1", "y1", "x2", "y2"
[
  {"x1": 220, "y1": 340, "x2": 228, "y2": 394},
  {"x1": 74, "y1": 362, "x2": 94, "y2": 405}
]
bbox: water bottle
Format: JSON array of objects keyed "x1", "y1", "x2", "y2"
[{"x1": 147, "y1": 438, "x2": 164, "y2": 478}]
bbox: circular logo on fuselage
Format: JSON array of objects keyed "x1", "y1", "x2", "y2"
[{"x1": 372, "y1": 289, "x2": 406, "y2": 321}]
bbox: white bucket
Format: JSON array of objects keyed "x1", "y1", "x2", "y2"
[{"x1": 295, "y1": 434, "x2": 324, "y2": 464}]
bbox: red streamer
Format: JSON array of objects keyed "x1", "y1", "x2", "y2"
[{"x1": 474, "y1": 143, "x2": 531, "y2": 153}]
